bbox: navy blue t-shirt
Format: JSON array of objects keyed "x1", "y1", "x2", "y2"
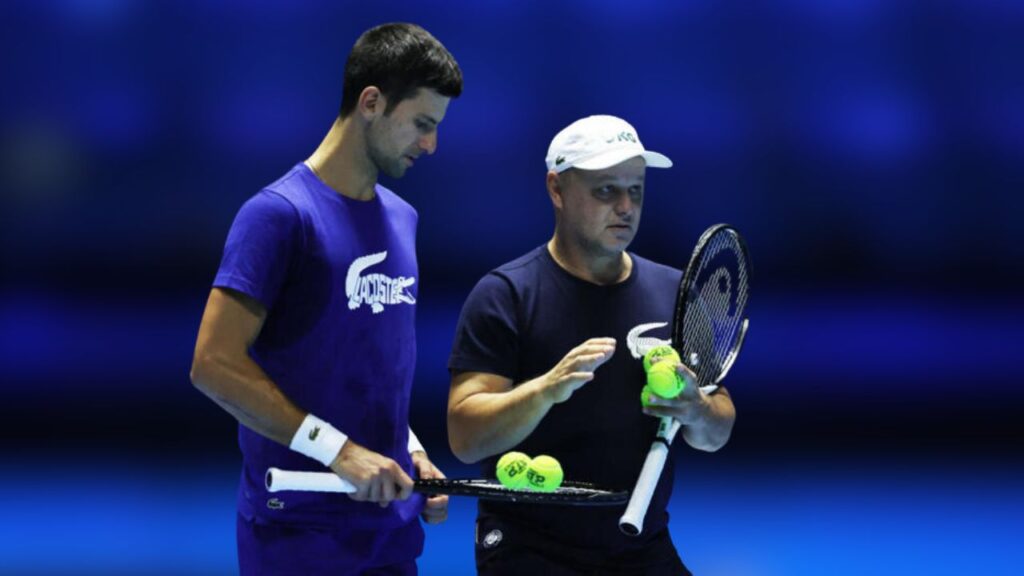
[{"x1": 449, "y1": 245, "x2": 683, "y2": 552}]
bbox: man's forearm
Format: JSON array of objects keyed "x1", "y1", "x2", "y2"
[
  {"x1": 681, "y1": 392, "x2": 736, "y2": 452},
  {"x1": 191, "y1": 350, "x2": 306, "y2": 446},
  {"x1": 448, "y1": 377, "x2": 553, "y2": 463},
  {"x1": 406, "y1": 427, "x2": 422, "y2": 453}
]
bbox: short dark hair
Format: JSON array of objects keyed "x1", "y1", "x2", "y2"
[{"x1": 339, "y1": 23, "x2": 463, "y2": 118}]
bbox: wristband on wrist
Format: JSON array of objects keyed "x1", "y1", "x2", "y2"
[
  {"x1": 407, "y1": 427, "x2": 425, "y2": 454},
  {"x1": 290, "y1": 414, "x2": 348, "y2": 466}
]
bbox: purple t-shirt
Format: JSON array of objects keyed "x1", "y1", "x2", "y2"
[{"x1": 214, "y1": 163, "x2": 423, "y2": 537}]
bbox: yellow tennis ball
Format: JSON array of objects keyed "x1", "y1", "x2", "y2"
[
  {"x1": 641, "y1": 384, "x2": 656, "y2": 408},
  {"x1": 643, "y1": 345, "x2": 680, "y2": 373},
  {"x1": 647, "y1": 360, "x2": 685, "y2": 398},
  {"x1": 525, "y1": 455, "x2": 563, "y2": 492},
  {"x1": 496, "y1": 451, "x2": 531, "y2": 489}
]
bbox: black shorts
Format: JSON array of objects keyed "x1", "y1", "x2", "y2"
[{"x1": 474, "y1": 514, "x2": 691, "y2": 576}]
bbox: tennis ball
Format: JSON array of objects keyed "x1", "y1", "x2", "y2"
[
  {"x1": 496, "y1": 451, "x2": 531, "y2": 489},
  {"x1": 641, "y1": 384, "x2": 656, "y2": 408},
  {"x1": 647, "y1": 360, "x2": 685, "y2": 399},
  {"x1": 525, "y1": 455, "x2": 563, "y2": 492},
  {"x1": 643, "y1": 345, "x2": 680, "y2": 373}
]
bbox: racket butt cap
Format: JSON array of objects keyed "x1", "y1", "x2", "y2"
[{"x1": 619, "y1": 520, "x2": 641, "y2": 536}]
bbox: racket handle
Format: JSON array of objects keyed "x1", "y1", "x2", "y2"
[
  {"x1": 266, "y1": 467, "x2": 356, "y2": 493},
  {"x1": 619, "y1": 417, "x2": 680, "y2": 536}
]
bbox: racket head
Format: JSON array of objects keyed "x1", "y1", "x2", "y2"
[
  {"x1": 671, "y1": 224, "x2": 751, "y2": 391},
  {"x1": 415, "y1": 478, "x2": 628, "y2": 507}
]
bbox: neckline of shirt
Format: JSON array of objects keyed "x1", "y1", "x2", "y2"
[
  {"x1": 538, "y1": 245, "x2": 640, "y2": 291},
  {"x1": 297, "y1": 162, "x2": 384, "y2": 209}
]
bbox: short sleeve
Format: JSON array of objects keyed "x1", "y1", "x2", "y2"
[
  {"x1": 213, "y1": 191, "x2": 303, "y2": 311},
  {"x1": 448, "y1": 273, "x2": 520, "y2": 380}
]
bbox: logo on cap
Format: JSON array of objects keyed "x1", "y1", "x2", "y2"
[
  {"x1": 555, "y1": 156, "x2": 566, "y2": 166},
  {"x1": 606, "y1": 131, "x2": 638, "y2": 144}
]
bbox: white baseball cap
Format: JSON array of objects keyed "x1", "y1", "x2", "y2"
[{"x1": 545, "y1": 115, "x2": 673, "y2": 173}]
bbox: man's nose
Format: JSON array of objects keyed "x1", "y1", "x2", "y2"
[
  {"x1": 419, "y1": 131, "x2": 437, "y2": 155},
  {"x1": 615, "y1": 192, "x2": 636, "y2": 216}
]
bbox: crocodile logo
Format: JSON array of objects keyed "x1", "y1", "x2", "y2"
[
  {"x1": 346, "y1": 251, "x2": 416, "y2": 314},
  {"x1": 626, "y1": 322, "x2": 671, "y2": 359}
]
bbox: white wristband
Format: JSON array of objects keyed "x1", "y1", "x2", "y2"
[
  {"x1": 407, "y1": 427, "x2": 425, "y2": 454},
  {"x1": 290, "y1": 414, "x2": 348, "y2": 467}
]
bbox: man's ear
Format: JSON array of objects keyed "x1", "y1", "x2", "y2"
[
  {"x1": 546, "y1": 171, "x2": 564, "y2": 210},
  {"x1": 357, "y1": 86, "x2": 385, "y2": 120}
]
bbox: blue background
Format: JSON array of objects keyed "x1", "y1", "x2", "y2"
[{"x1": 1, "y1": 1, "x2": 1022, "y2": 574}]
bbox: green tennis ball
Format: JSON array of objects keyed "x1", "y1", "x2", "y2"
[
  {"x1": 643, "y1": 345, "x2": 681, "y2": 373},
  {"x1": 647, "y1": 360, "x2": 685, "y2": 398},
  {"x1": 641, "y1": 385, "x2": 656, "y2": 408},
  {"x1": 525, "y1": 455, "x2": 563, "y2": 492},
  {"x1": 496, "y1": 451, "x2": 531, "y2": 489}
]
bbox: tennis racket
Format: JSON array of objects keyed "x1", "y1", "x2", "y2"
[
  {"x1": 266, "y1": 467, "x2": 628, "y2": 506},
  {"x1": 618, "y1": 223, "x2": 751, "y2": 536}
]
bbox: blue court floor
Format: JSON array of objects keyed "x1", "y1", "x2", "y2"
[{"x1": 1, "y1": 454, "x2": 1019, "y2": 575}]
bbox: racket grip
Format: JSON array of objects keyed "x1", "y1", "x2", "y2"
[
  {"x1": 619, "y1": 441, "x2": 669, "y2": 536},
  {"x1": 620, "y1": 417, "x2": 679, "y2": 536},
  {"x1": 265, "y1": 467, "x2": 356, "y2": 493}
]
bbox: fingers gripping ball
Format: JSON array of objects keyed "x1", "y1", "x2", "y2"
[
  {"x1": 525, "y1": 455, "x2": 564, "y2": 492},
  {"x1": 496, "y1": 451, "x2": 531, "y2": 489},
  {"x1": 642, "y1": 345, "x2": 681, "y2": 373},
  {"x1": 641, "y1": 385, "x2": 656, "y2": 408},
  {"x1": 647, "y1": 360, "x2": 685, "y2": 399}
]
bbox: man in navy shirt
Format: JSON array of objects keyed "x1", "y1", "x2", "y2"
[
  {"x1": 191, "y1": 23, "x2": 462, "y2": 575},
  {"x1": 448, "y1": 115, "x2": 737, "y2": 575}
]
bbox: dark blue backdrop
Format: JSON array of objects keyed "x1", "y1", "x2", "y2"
[{"x1": 1, "y1": 1, "x2": 1022, "y2": 574}]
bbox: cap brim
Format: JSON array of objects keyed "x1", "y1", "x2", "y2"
[{"x1": 572, "y1": 149, "x2": 673, "y2": 171}]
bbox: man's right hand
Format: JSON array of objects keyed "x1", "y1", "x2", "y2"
[
  {"x1": 540, "y1": 337, "x2": 616, "y2": 404},
  {"x1": 330, "y1": 441, "x2": 414, "y2": 507}
]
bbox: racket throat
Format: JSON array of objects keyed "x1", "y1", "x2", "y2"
[{"x1": 655, "y1": 417, "x2": 681, "y2": 441}]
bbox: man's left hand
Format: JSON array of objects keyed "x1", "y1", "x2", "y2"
[
  {"x1": 411, "y1": 450, "x2": 449, "y2": 525},
  {"x1": 641, "y1": 362, "x2": 710, "y2": 425}
]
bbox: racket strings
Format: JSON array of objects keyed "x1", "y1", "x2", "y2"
[
  {"x1": 679, "y1": 230, "x2": 749, "y2": 389},
  {"x1": 433, "y1": 479, "x2": 624, "y2": 497}
]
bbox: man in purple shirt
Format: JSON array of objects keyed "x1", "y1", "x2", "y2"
[{"x1": 191, "y1": 23, "x2": 462, "y2": 575}]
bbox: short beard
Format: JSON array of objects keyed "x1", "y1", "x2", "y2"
[
  {"x1": 572, "y1": 225, "x2": 627, "y2": 260},
  {"x1": 366, "y1": 124, "x2": 407, "y2": 179}
]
